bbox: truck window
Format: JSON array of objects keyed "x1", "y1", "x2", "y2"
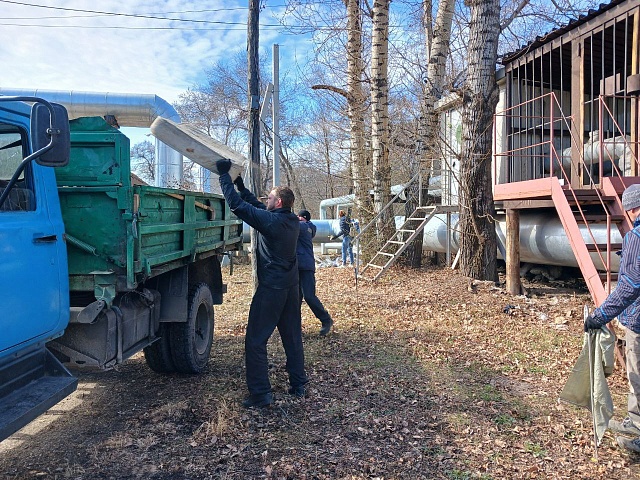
[{"x1": 0, "y1": 127, "x2": 34, "y2": 211}]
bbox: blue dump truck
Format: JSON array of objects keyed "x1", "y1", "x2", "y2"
[{"x1": 0, "y1": 97, "x2": 243, "y2": 441}]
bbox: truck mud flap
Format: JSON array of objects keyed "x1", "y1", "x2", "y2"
[{"x1": 0, "y1": 346, "x2": 78, "y2": 442}]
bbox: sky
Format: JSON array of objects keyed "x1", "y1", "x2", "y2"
[{"x1": 0, "y1": 0, "x2": 311, "y2": 146}]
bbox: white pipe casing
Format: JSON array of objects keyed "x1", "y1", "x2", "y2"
[{"x1": 0, "y1": 87, "x2": 183, "y2": 187}]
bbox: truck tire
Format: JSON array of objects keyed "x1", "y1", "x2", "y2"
[
  {"x1": 143, "y1": 324, "x2": 176, "y2": 373},
  {"x1": 169, "y1": 283, "x2": 214, "y2": 374}
]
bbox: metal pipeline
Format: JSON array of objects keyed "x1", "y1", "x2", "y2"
[
  {"x1": 0, "y1": 87, "x2": 183, "y2": 186},
  {"x1": 422, "y1": 212, "x2": 623, "y2": 271},
  {"x1": 243, "y1": 213, "x2": 624, "y2": 271},
  {"x1": 243, "y1": 219, "x2": 342, "y2": 244}
]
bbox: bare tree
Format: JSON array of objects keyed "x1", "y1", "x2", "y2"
[
  {"x1": 371, "y1": 0, "x2": 393, "y2": 242},
  {"x1": 458, "y1": 0, "x2": 501, "y2": 281},
  {"x1": 131, "y1": 140, "x2": 155, "y2": 184},
  {"x1": 404, "y1": 0, "x2": 456, "y2": 267}
]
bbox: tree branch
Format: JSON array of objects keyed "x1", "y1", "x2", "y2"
[
  {"x1": 500, "y1": 0, "x2": 530, "y2": 31},
  {"x1": 311, "y1": 84, "x2": 352, "y2": 102}
]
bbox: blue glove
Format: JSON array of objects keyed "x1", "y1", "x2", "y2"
[
  {"x1": 233, "y1": 176, "x2": 245, "y2": 191},
  {"x1": 216, "y1": 159, "x2": 232, "y2": 175},
  {"x1": 584, "y1": 313, "x2": 600, "y2": 332}
]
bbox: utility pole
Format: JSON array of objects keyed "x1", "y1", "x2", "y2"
[
  {"x1": 248, "y1": 0, "x2": 261, "y2": 189},
  {"x1": 272, "y1": 44, "x2": 280, "y2": 186},
  {"x1": 247, "y1": 0, "x2": 260, "y2": 290}
]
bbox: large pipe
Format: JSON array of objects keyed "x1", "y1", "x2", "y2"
[
  {"x1": 422, "y1": 212, "x2": 623, "y2": 271},
  {"x1": 318, "y1": 176, "x2": 443, "y2": 219},
  {"x1": 0, "y1": 87, "x2": 183, "y2": 187},
  {"x1": 243, "y1": 219, "x2": 341, "y2": 244},
  {"x1": 240, "y1": 213, "x2": 625, "y2": 272}
]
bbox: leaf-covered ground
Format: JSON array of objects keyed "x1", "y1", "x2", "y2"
[{"x1": 1, "y1": 263, "x2": 640, "y2": 479}]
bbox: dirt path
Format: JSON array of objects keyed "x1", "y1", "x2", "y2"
[{"x1": 1, "y1": 264, "x2": 639, "y2": 479}]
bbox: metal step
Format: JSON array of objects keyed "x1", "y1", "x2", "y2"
[
  {"x1": 599, "y1": 272, "x2": 619, "y2": 282},
  {"x1": 577, "y1": 214, "x2": 626, "y2": 223},
  {"x1": 585, "y1": 243, "x2": 623, "y2": 252},
  {"x1": 0, "y1": 347, "x2": 78, "y2": 441}
]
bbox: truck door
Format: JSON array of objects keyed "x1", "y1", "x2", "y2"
[{"x1": 0, "y1": 119, "x2": 68, "y2": 353}]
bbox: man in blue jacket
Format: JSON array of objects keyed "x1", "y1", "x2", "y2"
[
  {"x1": 297, "y1": 209, "x2": 333, "y2": 336},
  {"x1": 216, "y1": 160, "x2": 307, "y2": 408},
  {"x1": 585, "y1": 183, "x2": 640, "y2": 452}
]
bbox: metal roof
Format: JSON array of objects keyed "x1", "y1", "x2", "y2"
[{"x1": 500, "y1": 0, "x2": 627, "y2": 64}]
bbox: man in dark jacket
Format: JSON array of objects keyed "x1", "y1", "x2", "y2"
[
  {"x1": 330, "y1": 209, "x2": 355, "y2": 267},
  {"x1": 216, "y1": 159, "x2": 307, "y2": 408},
  {"x1": 585, "y1": 183, "x2": 640, "y2": 452},
  {"x1": 297, "y1": 210, "x2": 333, "y2": 336}
]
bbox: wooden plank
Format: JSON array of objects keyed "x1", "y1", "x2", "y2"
[
  {"x1": 631, "y1": 8, "x2": 639, "y2": 175},
  {"x1": 571, "y1": 39, "x2": 583, "y2": 189},
  {"x1": 506, "y1": 209, "x2": 522, "y2": 295},
  {"x1": 493, "y1": 177, "x2": 554, "y2": 201},
  {"x1": 166, "y1": 192, "x2": 216, "y2": 215},
  {"x1": 501, "y1": 199, "x2": 556, "y2": 209}
]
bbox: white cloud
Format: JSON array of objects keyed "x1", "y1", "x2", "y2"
[
  {"x1": 0, "y1": 0, "x2": 313, "y2": 148},
  {"x1": 0, "y1": 0, "x2": 275, "y2": 103}
]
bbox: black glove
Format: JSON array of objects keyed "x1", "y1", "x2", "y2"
[
  {"x1": 329, "y1": 235, "x2": 338, "y2": 241},
  {"x1": 584, "y1": 313, "x2": 601, "y2": 332},
  {"x1": 216, "y1": 159, "x2": 232, "y2": 175},
  {"x1": 233, "y1": 176, "x2": 245, "y2": 191}
]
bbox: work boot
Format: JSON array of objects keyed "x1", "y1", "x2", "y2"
[
  {"x1": 320, "y1": 318, "x2": 334, "y2": 336},
  {"x1": 242, "y1": 392, "x2": 273, "y2": 408},
  {"x1": 288, "y1": 385, "x2": 308, "y2": 398},
  {"x1": 617, "y1": 436, "x2": 640, "y2": 453},
  {"x1": 610, "y1": 417, "x2": 640, "y2": 436}
]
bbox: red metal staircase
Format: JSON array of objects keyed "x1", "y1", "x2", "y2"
[
  {"x1": 494, "y1": 92, "x2": 640, "y2": 307},
  {"x1": 550, "y1": 177, "x2": 633, "y2": 305}
]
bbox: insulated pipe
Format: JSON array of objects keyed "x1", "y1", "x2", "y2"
[
  {"x1": 0, "y1": 87, "x2": 183, "y2": 187},
  {"x1": 240, "y1": 213, "x2": 625, "y2": 272},
  {"x1": 422, "y1": 213, "x2": 624, "y2": 272},
  {"x1": 243, "y1": 219, "x2": 341, "y2": 244},
  {"x1": 318, "y1": 176, "x2": 443, "y2": 219}
]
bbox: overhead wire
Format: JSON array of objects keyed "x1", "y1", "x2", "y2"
[{"x1": 0, "y1": 0, "x2": 286, "y2": 27}]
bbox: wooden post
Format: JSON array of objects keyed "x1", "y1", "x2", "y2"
[
  {"x1": 506, "y1": 208, "x2": 521, "y2": 295},
  {"x1": 248, "y1": 0, "x2": 260, "y2": 291}
]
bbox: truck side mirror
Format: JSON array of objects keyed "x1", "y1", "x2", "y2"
[{"x1": 30, "y1": 102, "x2": 70, "y2": 167}]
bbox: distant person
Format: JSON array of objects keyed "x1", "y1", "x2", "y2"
[
  {"x1": 216, "y1": 160, "x2": 308, "y2": 408},
  {"x1": 297, "y1": 209, "x2": 334, "y2": 336},
  {"x1": 330, "y1": 209, "x2": 355, "y2": 267},
  {"x1": 584, "y1": 183, "x2": 640, "y2": 452}
]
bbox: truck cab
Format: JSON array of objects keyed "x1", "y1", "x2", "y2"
[{"x1": 0, "y1": 98, "x2": 77, "y2": 441}]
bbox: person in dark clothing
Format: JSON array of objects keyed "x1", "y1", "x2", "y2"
[
  {"x1": 215, "y1": 159, "x2": 308, "y2": 408},
  {"x1": 584, "y1": 183, "x2": 640, "y2": 452},
  {"x1": 331, "y1": 209, "x2": 355, "y2": 267},
  {"x1": 297, "y1": 209, "x2": 333, "y2": 336}
]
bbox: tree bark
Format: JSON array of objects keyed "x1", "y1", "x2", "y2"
[
  {"x1": 346, "y1": 0, "x2": 374, "y2": 260},
  {"x1": 404, "y1": 0, "x2": 455, "y2": 267},
  {"x1": 371, "y1": 0, "x2": 392, "y2": 244},
  {"x1": 248, "y1": 0, "x2": 261, "y2": 290},
  {"x1": 459, "y1": 0, "x2": 500, "y2": 281}
]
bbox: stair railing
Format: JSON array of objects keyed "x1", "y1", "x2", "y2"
[{"x1": 353, "y1": 173, "x2": 421, "y2": 273}]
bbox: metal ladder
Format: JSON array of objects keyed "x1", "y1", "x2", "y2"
[{"x1": 357, "y1": 206, "x2": 440, "y2": 282}]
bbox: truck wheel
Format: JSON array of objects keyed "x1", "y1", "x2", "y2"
[
  {"x1": 143, "y1": 324, "x2": 176, "y2": 373},
  {"x1": 170, "y1": 283, "x2": 214, "y2": 374}
]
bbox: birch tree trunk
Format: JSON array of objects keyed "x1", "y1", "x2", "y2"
[
  {"x1": 345, "y1": 0, "x2": 374, "y2": 260},
  {"x1": 459, "y1": 0, "x2": 500, "y2": 281},
  {"x1": 371, "y1": 0, "x2": 392, "y2": 243},
  {"x1": 404, "y1": 0, "x2": 455, "y2": 267}
]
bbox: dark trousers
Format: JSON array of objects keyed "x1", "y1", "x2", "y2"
[
  {"x1": 245, "y1": 283, "x2": 307, "y2": 395},
  {"x1": 299, "y1": 269, "x2": 331, "y2": 324}
]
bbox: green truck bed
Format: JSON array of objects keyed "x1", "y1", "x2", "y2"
[{"x1": 56, "y1": 117, "x2": 242, "y2": 303}]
